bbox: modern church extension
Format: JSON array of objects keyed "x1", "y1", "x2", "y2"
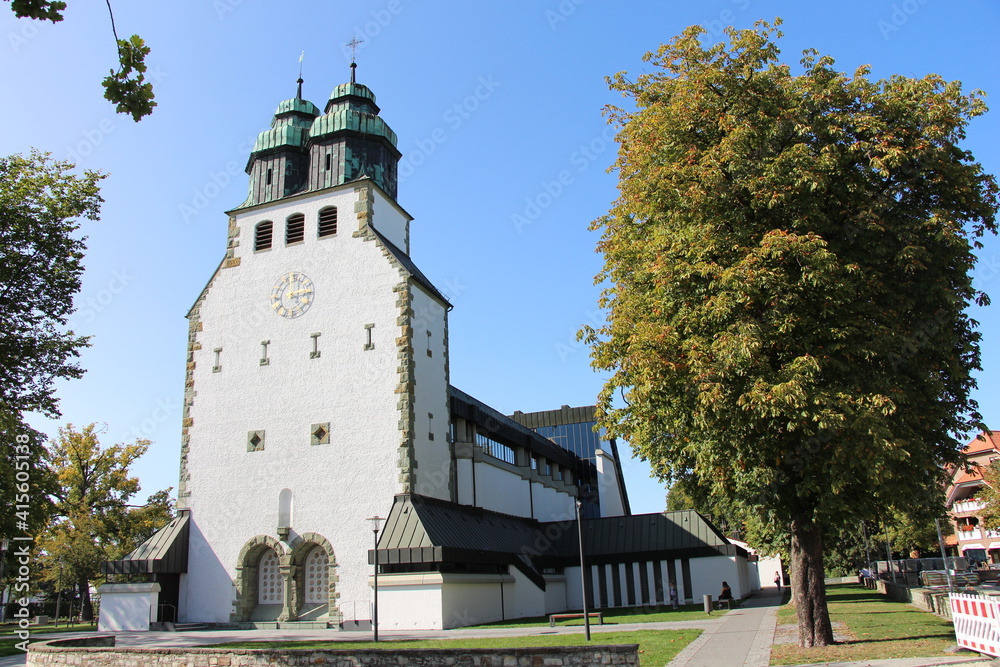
[{"x1": 100, "y1": 64, "x2": 764, "y2": 631}]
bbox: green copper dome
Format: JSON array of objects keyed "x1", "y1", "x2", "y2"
[
  {"x1": 310, "y1": 109, "x2": 397, "y2": 147},
  {"x1": 275, "y1": 97, "x2": 321, "y2": 117}
]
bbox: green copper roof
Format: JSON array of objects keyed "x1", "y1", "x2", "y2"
[
  {"x1": 310, "y1": 109, "x2": 397, "y2": 147},
  {"x1": 275, "y1": 97, "x2": 321, "y2": 117},
  {"x1": 252, "y1": 124, "x2": 309, "y2": 153},
  {"x1": 329, "y1": 82, "x2": 376, "y2": 104}
]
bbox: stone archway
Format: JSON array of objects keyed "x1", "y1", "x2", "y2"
[
  {"x1": 288, "y1": 532, "x2": 341, "y2": 624},
  {"x1": 233, "y1": 535, "x2": 289, "y2": 623}
]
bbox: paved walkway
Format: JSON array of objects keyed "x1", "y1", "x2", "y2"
[{"x1": 4, "y1": 588, "x2": 1000, "y2": 667}]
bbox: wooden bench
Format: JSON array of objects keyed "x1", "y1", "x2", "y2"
[
  {"x1": 920, "y1": 571, "x2": 980, "y2": 588},
  {"x1": 549, "y1": 612, "x2": 604, "y2": 627}
]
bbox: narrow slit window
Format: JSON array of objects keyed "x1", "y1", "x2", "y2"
[
  {"x1": 286, "y1": 213, "x2": 305, "y2": 245},
  {"x1": 310, "y1": 332, "x2": 321, "y2": 359},
  {"x1": 325, "y1": 153, "x2": 331, "y2": 170},
  {"x1": 266, "y1": 168, "x2": 273, "y2": 185},
  {"x1": 260, "y1": 340, "x2": 270, "y2": 366},
  {"x1": 426, "y1": 330, "x2": 432, "y2": 357},
  {"x1": 364, "y1": 323, "x2": 374, "y2": 351},
  {"x1": 318, "y1": 206, "x2": 338, "y2": 238},
  {"x1": 212, "y1": 347, "x2": 222, "y2": 373},
  {"x1": 255, "y1": 221, "x2": 273, "y2": 251}
]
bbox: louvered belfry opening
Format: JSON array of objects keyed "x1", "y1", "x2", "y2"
[
  {"x1": 255, "y1": 221, "x2": 273, "y2": 251},
  {"x1": 318, "y1": 206, "x2": 338, "y2": 237},
  {"x1": 286, "y1": 213, "x2": 305, "y2": 244}
]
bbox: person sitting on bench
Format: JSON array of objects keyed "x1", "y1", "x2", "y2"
[{"x1": 717, "y1": 581, "x2": 733, "y2": 608}]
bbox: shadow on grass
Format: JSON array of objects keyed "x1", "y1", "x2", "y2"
[{"x1": 838, "y1": 633, "x2": 955, "y2": 645}]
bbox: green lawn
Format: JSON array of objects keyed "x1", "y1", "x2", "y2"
[
  {"x1": 468, "y1": 602, "x2": 723, "y2": 628},
  {"x1": 206, "y1": 629, "x2": 702, "y2": 666},
  {"x1": 770, "y1": 583, "x2": 969, "y2": 665},
  {"x1": 0, "y1": 623, "x2": 97, "y2": 657}
]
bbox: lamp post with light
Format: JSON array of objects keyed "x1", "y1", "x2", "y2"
[{"x1": 368, "y1": 516, "x2": 384, "y2": 642}]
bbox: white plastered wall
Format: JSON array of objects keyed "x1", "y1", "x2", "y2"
[
  {"x1": 180, "y1": 184, "x2": 421, "y2": 622},
  {"x1": 410, "y1": 285, "x2": 451, "y2": 501}
]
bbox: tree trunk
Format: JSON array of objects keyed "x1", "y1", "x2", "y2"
[
  {"x1": 790, "y1": 516, "x2": 834, "y2": 647},
  {"x1": 79, "y1": 577, "x2": 94, "y2": 622}
]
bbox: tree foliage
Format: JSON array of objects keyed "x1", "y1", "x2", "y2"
[
  {"x1": 976, "y1": 460, "x2": 1000, "y2": 530},
  {"x1": 36, "y1": 424, "x2": 173, "y2": 620},
  {"x1": 585, "y1": 20, "x2": 997, "y2": 646},
  {"x1": 5, "y1": 0, "x2": 155, "y2": 121},
  {"x1": 0, "y1": 150, "x2": 102, "y2": 543}
]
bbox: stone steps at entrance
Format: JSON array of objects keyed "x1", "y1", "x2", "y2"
[{"x1": 245, "y1": 621, "x2": 334, "y2": 630}]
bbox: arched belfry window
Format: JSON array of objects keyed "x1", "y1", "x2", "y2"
[
  {"x1": 255, "y1": 221, "x2": 273, "y2": 251},
  {"x1": 286, "y1": 213, "x2": 305, "y2": 245},
  {"x1": 318, "y1": 207, "x2": 338, "y2": 238}
]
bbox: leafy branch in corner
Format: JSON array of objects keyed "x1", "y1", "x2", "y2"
[{"x1": 5, "y1": 0, "x2": 156, "y2": 121}]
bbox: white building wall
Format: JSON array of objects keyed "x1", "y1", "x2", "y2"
[
  {"x1": 688, "y1": 555, "x2": 747, "y2": 602},
  {"x1": 474, "y1": 463, "x2": 531, "y2": 517},
  {"x1": 410, "y1": 284, "x2": 451, "y2": 501},
  {"x1": 371, "y1": 186, "x2": 410, "y2": 252},
  {"x1": 455, "y1": 458, "x2": 474, "y2": 505},
  {"x1": 180, "y1": 184, "x2": 416, "y2": 623},
  {"x1": 531, "y1": 484, "x2": 575, "y2": 523},
  {"x1": 96, "y1": 583, "x2": 159, "y2": 632},
  {"x1": 595, "y1": 449, "x2": 625, "y2": 517},
  {"x1": 373, "y1": 574, "x2": 446, "y2": 630},
  {"x1": 500, "y1": 567, "x2": 546, "y2": 621},
  {"x1": 544, "y1": 575, "x2": 567, "y2": 614}
]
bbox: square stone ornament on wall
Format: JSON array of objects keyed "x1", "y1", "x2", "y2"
[
  {"x1": 247, "y1": 430, "x2": 265, "y2": 452},
  {"x1": 311, "y1": 422, "x2": 331, "y2": 446}
]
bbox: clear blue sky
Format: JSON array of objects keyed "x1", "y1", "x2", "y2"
[{"x1": 3, "y1": 1, "x2": 998, "y2": 516}]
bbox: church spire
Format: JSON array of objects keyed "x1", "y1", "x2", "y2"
[
  {"x1": 346, "y1": 36, "x2": 363, "y2": 84},
  {"x1": 296, "y1": 51, "x2": 305, "y2": 100}
]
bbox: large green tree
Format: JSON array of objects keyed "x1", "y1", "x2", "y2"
[
  {"x1": 0, "y1": 151, "x2": 103, "y2": 541},
  {"x1": 36, "y1": 424, "x2": 173, "y2": 621},
  {"x1": 585, "y1": 21, "x2": 997, "y2": 646}
]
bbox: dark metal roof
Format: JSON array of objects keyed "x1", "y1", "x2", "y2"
[
  {"x1": 562, "y1": 509, "x2": 741, "y2": 565},
  {"x1": 510, "y1": 405, "x2": 599, "y2": 429},
  {"x1": 449, "y1": 387, "x2": 583, "y2": 471},
  {"x1": 370, "y1": 227, "x2": 451, "y2": 308},
  {"x1": 373, "y1": 495, "x2": 744, "y2": 581},
  {"x1": 101, "y1": 513, "x2": 190, "y2": 576}
]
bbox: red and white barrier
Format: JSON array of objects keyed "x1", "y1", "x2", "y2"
[{"x1": 951, "y1": 593, "x2": 1000, "y2": 656}]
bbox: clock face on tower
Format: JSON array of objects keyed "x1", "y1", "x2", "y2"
[{"x1": 271, "y1": 271, "x2": 314, "y2": 318}]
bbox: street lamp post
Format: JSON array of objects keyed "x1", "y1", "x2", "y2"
[
  {"x1": 0, "y1": 538, "x2": 9, "y2": 623},
  {"x1": 575, "y1": 500, "x2": 591, "y2": 641},
  {"x1": 368, "y1": 516, "x2": 384, "y2": 643}
]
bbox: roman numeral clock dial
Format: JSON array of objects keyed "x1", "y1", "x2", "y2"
[{"x1": 271, "y1": 271, "x2": 314, "y2": 318}]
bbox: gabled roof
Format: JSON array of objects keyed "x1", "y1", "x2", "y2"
[
  {"x1": 370, "y1": 227, "x2": 450, "y2": 308},
  {"x1": 101, "y1": 513, "x2": 189, "y2": 575}
]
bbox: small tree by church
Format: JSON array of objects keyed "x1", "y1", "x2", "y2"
[
  {"x1": 585, "y1": 20, "x2": 997, "y2": 647},
  {"x1": 36, "y1": 423, "x2": 173, "y2": 621}
]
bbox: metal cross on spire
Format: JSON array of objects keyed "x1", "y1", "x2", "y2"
[
  {"x1": 347, "y1": 36, "x2": 363, "y2": 83},
  {"x1": 347, "y1": 36, "x2": 363, "y2": 63}
]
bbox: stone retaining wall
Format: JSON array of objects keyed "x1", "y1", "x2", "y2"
[
  {"x1": 875, "y1": 580, "x2": 953, "y2": 619},
  {"x1": 28, "y1": 635, "x2": 640, "y2": 667}
]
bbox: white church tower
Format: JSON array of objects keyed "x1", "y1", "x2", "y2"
[{"x1": 176, "y1": 64, "x2": 452, "y2": 625}]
